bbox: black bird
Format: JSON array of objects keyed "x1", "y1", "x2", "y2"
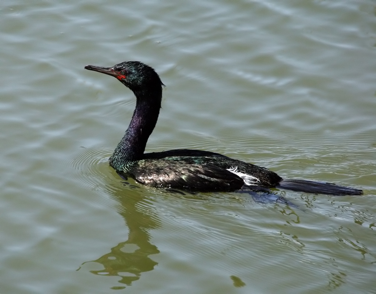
[{"x1": 84, "y1": 61, "x2": 362, "y2": 195}]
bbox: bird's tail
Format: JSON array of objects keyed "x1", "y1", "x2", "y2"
[{"x1": 278, "y1": 179, "x2": 363, "y2": 196}]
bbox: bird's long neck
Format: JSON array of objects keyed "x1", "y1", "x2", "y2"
[{"x1": 109, "y1": 88, "x2": 161, "y2": 171}]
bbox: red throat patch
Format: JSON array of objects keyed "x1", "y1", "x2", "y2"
[{"x1": 117, "y1": 75, "x2": 126, "y2": 80}]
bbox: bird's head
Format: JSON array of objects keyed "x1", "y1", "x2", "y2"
[{"x1": 85, "y1": 61, "x2": 164, "y2": 94}]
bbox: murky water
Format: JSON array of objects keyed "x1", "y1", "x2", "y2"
[{"x1": 1, "y1": 1, "x2": 375, "y2": 293}]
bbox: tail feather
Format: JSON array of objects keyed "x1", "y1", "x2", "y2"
[{"x1": 278, "y1": 179, "x2": 363, "y2": 196}]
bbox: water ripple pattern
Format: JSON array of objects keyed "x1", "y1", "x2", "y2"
[{"x1": 0, "y1": 0, "x2": 374, "y2": 293}]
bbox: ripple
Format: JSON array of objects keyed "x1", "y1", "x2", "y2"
[{"x1": 72, "y1": 147, "x2": 118, "y2": 193}]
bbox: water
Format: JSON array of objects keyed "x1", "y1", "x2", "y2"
[{"x1": 1, "y1": 0, "x2": 375, "y2": 293}]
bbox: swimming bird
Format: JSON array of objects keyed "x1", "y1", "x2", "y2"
[{"x1": 84, "y1": 61, "x2": 362, "y2": 195}]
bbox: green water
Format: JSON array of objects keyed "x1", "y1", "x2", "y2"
[{"x1": 1, "y1": 1, "x2": 375, "y2": 293}]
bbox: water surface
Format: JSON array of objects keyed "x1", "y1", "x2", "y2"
[{"x1": 0, "y1": 1, "x2": 375, "y2": 293}]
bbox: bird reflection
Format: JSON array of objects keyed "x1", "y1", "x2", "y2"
[
  {"x1": 76, "y1": 170, "x2": 297, "y2": 289},
  {"x1": 77, "y1": 184, "x2": 160, "y2": 288}
]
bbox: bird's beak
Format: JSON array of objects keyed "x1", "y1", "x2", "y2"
[
  {"x1": 85, "y1": 65, "x2": 125, "y2": 80},
  {"x1": 85, "y1": 65, "x2": 117, "y2": 76}
]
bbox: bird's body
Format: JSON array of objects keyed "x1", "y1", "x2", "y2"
[
  {"x1": 115, "y1": 149, "x2": 282, "y2": 192},
  {"x1": 85, "y1": 61, "x2": 362, "y2": 196}
]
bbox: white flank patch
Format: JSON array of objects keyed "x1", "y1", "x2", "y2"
[{"x1": 227, "y1": 166, "x2": 260, "y2": 186}]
